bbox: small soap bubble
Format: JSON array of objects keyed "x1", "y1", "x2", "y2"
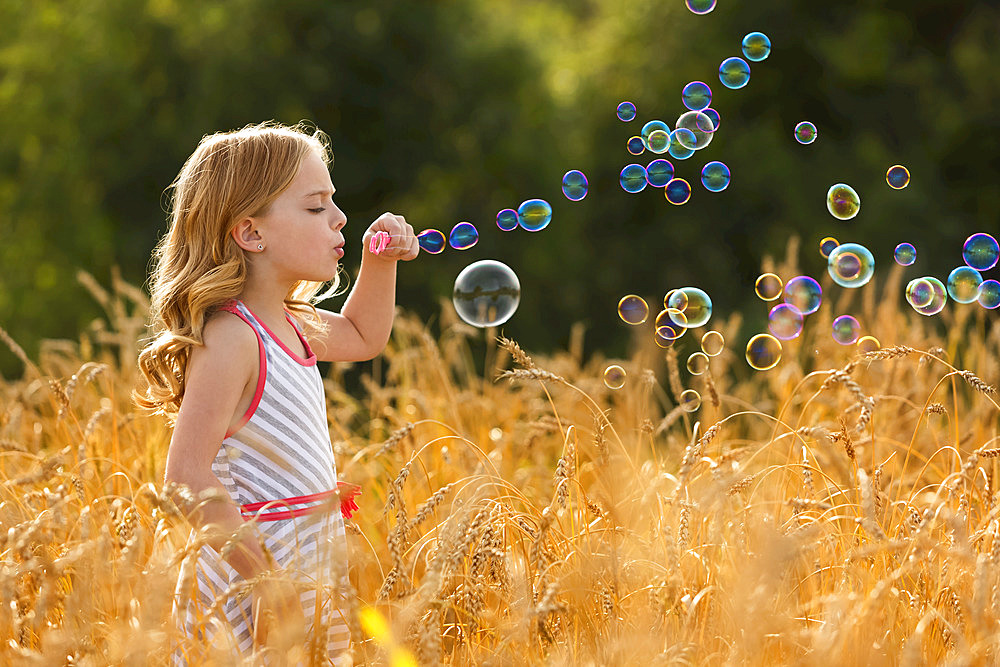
[
  {"x1": 620, "y1": 164, "x2": 648, "y2": 193},
  {"x1": 449, "y1": 222, "x2": 479, "y2": 250},
  {"x1": 668, "y1": 287, "x2": 712, "y2": 327},
  {"x1": 561, "y1": 170, "x2": 588, "y2": 201},
  {"x1": 675, "y1": 111, "x2": 715, "y2": 150},
  {"x1": 794, "y1": 121, "x2": 817, "y2": 144},
  {"x1": 767, "y1": 303, "x2": 804, "y2": 340},
  {"x1": 645, "y1": 159, "x2": 675, "y2": 187},
  {"x1": 947, "y1": 266, "x2": 984, "y2": 304},
  {"x1": 664, "y1": 289, "x2": 687, "y2": 311},
  {"x1": 828, "y1": 242, "x2": 875, "y2": 288},
  {"x1": 687, "y1": 352, "x2": 709, "y2": 375},
  {"x1": 665, "y1": 178, "x2": 692, "y2": 205},
  {"x1": 627, "y1": 136, "x2": 646, "y2": 156},
  {"x1": 831, "y1": 315, "x2": 861, "y2": 345},
  {"x1": 755, "y1": 273, "x2": 783, "y2": 301},
  {"x1": 820, "y1": 236, "x2": 839, "y2": 258},
  {"x1": 618, "y1": 295, "x2": 649, "y2": 324},
  {"x1": 741, "y1": 32, "x2": 771, "y2": 62},
  {"x1": 827, "y1": 184, "x2": 861, "y2": 220},
  {"x1": 641, "y1": 120, "x2": 670, "y2": 149},
  {"x1": 682, "y1": 81, "x2": 712, "y2": 111},
  {"x1": 894, "y1": 242, "x2": 916, "y2": 266},
  {"x1": 886, "y1": 165, "x2": 910, "y2": 189},
  {"x1": 719, "y1": 57, "x2": 751, "y2": 89},
  {"x1": 668, "y1": 131, "x2": 696, "y2": 160},
  {"x1": 647, "y1": 129, "x2": 672, "y2": 154},
  {"x1": 908, "y1": 277, "x2": 947, "y2": 316},
  {"x1": 496, "y1": 209, "x2": 518, "y2": 232},
  {"x1": 663, "y1": 307, "x2": 688, "y2": 329},
  {"x1": 653, "y1": 328, "x2": 677, "y2": 348},
  {"x1": 603, "y1": 365, "x2": 627, "y2": 389},
  {"x1": 700, "y1": 161, "x2": 731, "y2": 192},
  {"x1": 857, "y1": 336, "x2": 881, "y2": 353},
  {"x1": 517, "y1": 199, "x2": 552, "y2": 232},
  {"x1": 685, "y1": 0, "x2": 716, "y2": 15},
  {"x1": 680, "y1": 389, "x2": 702, "y2": 412},
  {"x1": 617, "y1": 101, "x2": 637, "y2": 122},
  {"x1": 783, "y1": 276, "x2": 822, "y2": 315},
  {"x1": 452, "y1": 260, "x2": 521, "y2": 327},
  {"x1": 746, "y1": 334, "x2": 782, "y2": 371},
  {"x1": 417, "y1": 229, "x2": 446, "y2": 254},
  {"x1": 701, "y1": 330, "x2": 725, "y2": 356},
  {"x1": 978, "y1": 280, "x2": 1000, "y2": 309},
  {"x1": 963, "y1": 233, "x2": 999, "y2": 271},
  {"x1": 702, "y1": 108, "x2": 721, "y2": 132}
]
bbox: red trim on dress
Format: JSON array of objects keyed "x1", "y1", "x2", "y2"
[
  {"x1": 232, "y1": 300, "x2": 317, "y2": 366},
  {"x1": 240, "y1": 482, "x2": 361, "y2": 521},
  {"x1": 218, "y1": 301, "x2": 268, "y2": 439}
]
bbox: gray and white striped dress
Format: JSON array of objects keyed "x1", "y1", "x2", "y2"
[{"x1": 172, "y1": 299, "x2": 352, "y2": 665}]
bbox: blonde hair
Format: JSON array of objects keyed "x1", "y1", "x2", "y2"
[{"x1": 135, "y1": 121, "x2": 341, "y2": 421}]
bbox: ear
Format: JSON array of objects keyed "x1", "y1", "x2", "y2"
[{"x1": 231, "y1": 217, "x2": 263, "y2": 252}]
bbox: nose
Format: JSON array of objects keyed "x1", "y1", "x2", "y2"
[{"x1": 330, "y1": 203, "x2": 347, "y2": 231}]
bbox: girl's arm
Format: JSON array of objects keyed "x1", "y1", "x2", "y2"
[{"x1": 311, "y1": 212, "x2": 419, "y2": 363}]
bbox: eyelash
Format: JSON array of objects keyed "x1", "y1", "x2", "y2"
[{"x1": 308, "y1": 207, "x2": 326, "y2": 214}]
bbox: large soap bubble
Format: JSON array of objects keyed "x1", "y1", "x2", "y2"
[{"x1": 452, "y1": 260, "x2": 521, "y2": 328}]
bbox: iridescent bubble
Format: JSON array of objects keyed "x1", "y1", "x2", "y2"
[
  {"x1": 685, "y1": 0, "x2": 716, "y2": 15},
  {"x1": 617, "y1": 101, "x2": 637, "y2": 122},
  {"x1": 894, "y1": 242, "x2": 916, "y2": 266},
  {"x1": 618, "y1": 295, "x2": 649, "y2": 325},
  {"x1": 517, "y1": 198, "x2": 552, "y2": 232},
  {"x1": 947, "y1": 266, "x2": 983, "y2": 304},
  {"x1": 741, "y1": 31, "x2": 771, "y2": 62},
  {"x1": 828, "y1": 243, "x2": 875, "y2": 288},
  {"x1": 979, "y1": 280, "x2": 1000, "y2": 309},
  {"x1": 668, "y1": 132, "x2": 695, "y2": 160},
  {"x1": 452, "y1": 260, "x2": 521, "y2": 327},
  {"x1": 755, "y1": 273, "x2": 783, "y2": 301},
  {"x1": 768, "y1": 303, "x2": 804, "y2": 340},
  {"x1": 746, "y1": 334, "x2": 782, "y2": 371},
  {"x1": 620, "y1": 164, "x2": 648, "y2": 193},
  {"x1": 665, "y1": 178, "x2": 692, "y2": 205},
  {"x1": 449, "y1": 222, "x2": 479, "y2": 250},
  {"x1": 662, "y1": 307, "x2": 688, "y2": 329},
  {"x1": 794, "y1": 121, "x2": 817, "y2": 144},
  {"x1": 641, "y1": 120, "x2": 670, "y2": 149},
  {"x1": 905, "y1": 277, "x2": 935, "y2": 309},
  {"x1": 664, "y1": 289, "x2": 687, "y2": 312},
  {"x1": 647, "y1": 129, "x2": 672, "y2": 154},
  {"x1": 680, "y1": 389, "x2": 702, "y2": 412},
  {"x1": 783, "y1": 276, "x2": 822, "y2": 315},
  {"x1": 702, "y1": 108, "x2": 721, "y2": 133},
  {"x1": 675, "y1": 111, "x2": 715, "y2": 150},
  {"x1": 816, "y1": 239, "x2": 837, "y2": 261},
  {"x1": 701, "y1": 330, "x2": 725, "y2": 356},
  {"x1": 653, "y1": 327, "x2": 678, "y2": 348},
  {"x1": 668, "y1": 287, "x2": 712, "y2": 327},
  {"x1": 886, "y1": 165, "x2": 910, "y2": 189},
  {"x1": 963, "y1": 233, "x2": 999, "y2": 271},
  {"x1": 645, "y1": 159, "x2": 675, "y2": 187},
  {"x1": 417, "y1": 229, "x2": 446, "y2": 254},
  {"x1": 496, "y1": 209, "x2": 518, "y2": 232},
  {"x1": 827, "y1": 184, "x2": 861, "y2": 220},
  {"x1": 604, "y1": 365, "x2": 626, "y2": 389},
  {"x1": 908, "y1": 277, "x2": 947, "y2": 316},
  {"x1": 627, "y1": 136, "x2": 645, "y2": 156},
  {"x1": 719, "y1": 57, "x2": 751, "y2": 90},
  {"x1": 682, "y1": 81, "x2": 712, "y2": 111},
  {"x1": 857, "y1": 335, "x2": 881, "y2": 353},
  {"x1": 686, "y1": 352, "x2": 709, "y2": 375},
  {"x1": 701, "y1": 161, "x2": 731, "y2": 192},
  {"x1": 831, "y1": 315, "x2": 861, "y2": 345},
  {"x1": 561, "y1": 170, "x2": 588, "y2": 201}
]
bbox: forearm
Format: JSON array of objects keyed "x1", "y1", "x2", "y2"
[{"x1": 340, "y1": 252, "x2": 398, "y2": 354}]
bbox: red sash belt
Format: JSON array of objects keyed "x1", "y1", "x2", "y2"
[{"x1": 240, "y1": 482, "x2": 361, "y2": 522}]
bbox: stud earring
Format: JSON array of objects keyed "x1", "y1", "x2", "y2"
[{"x1": 257, "y1": 244, "x2": 263, "y2": 251}]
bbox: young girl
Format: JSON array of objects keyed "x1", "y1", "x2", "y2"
[{"x1": 136, "y1": 121, "x2": 418, "y2": 664}]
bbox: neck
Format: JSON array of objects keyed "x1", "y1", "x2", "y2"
[{"x1": 237, "y1": 266, "x2": 295, "y2": 326}]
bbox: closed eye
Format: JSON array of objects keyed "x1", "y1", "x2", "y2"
[{"x1": 308, "y1": 207, "x2": 326, "y2": 214}]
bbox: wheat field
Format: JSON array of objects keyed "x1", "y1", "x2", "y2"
[{"x1": 1, "y1": 245, "x2": 999, "y2": 665}]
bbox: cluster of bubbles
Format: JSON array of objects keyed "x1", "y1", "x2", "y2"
[
  {"x1": 898, "y1": 233, "x2": 1000, "y2": 313},
  {"x1": 416, "y1": 221, "x2": 480, "y2": 255}
]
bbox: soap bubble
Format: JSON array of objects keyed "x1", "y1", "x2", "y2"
[
  {"x1": 886, "y1": 165, "x2": 910, "y2": 189},
  {"x1": 647, "y1": 129, "x2": 672, "y2": 154},
  {"x1": 668, "y1": 287, "x2": 712, "y2": 327},
  {"x1": 449, "y1": 222, "x2": 479, "y2": 250},
  {"x1": 664, "y1": 288, "x2": 687, "y2": 311},
  {"x1": 561, "y1": 170, "x2": 588, "y2": 201},
  {"x1": 620, "y1": 164, "x2": 648, "y2": 193},
  {"x1": 963, "y1": 233, "x2": 999, "y2": 271},
  {"x1": 641, "y1": 120, "x2": 670, "y2": 149},
  {"x1": 794, "y1": 121, "x2": 817, "y2": 144},
  {"x1": 496, "y1": 209, "x2": 518, "y2": 232},
  {"x1": 680, "y1": 389, "x2": 702, "y2": 412},
  {"x1": 686, "y1": 352, "x2": 709, "y2": 375},
  {"x1": 755, "y1": 273, "x2": 783, "y2": 301},
  {"x1": 702, "y1": 108, "x2": 722, "y2": 132},
  {"x1": 979, "y1": 280, "x2": 1000, "y2": 309},
  {"x1": 627, "y1": 136, "x2": 645, "y2": 155},
  {"x1": 645, "y1": 159, "x2": 675, "y2": 187},
  {"x1": 668, "y1": 131, "x2": 696, "y2": 160},
  {"x1": 617, "y1": 101, "x2": 637, "y2": 122},
  {"x1": 742, "y1": 32, "x2": 771, "y2": 61},
  {"x1": 828, "y1": 242, "x2": 875, "y2": 288},
  {"x1": 701, "y1": 330, "x2": 725, "y2": 356},
  {"x1": 907, "y1": 277, "x2": 947, "y2": 316},
  {"x1": 857, "y1": 336, "x2": 881, "y2": 353},
  {"x1": 894, "y1": 242, "x2": 916, "y2": 266},
  {"x1": 675, "y1": 111, "x2": 715, "y2": 150},
  {"x1": 452, "y1": 260, "x2": 521, "y2": 327},
  {"x1": 685, "y1": 0, "x2": 716, "y2": 15},
  {"x1": 827, "y1": 183, "x2": 861, "y2": 220},
  {"x1": 831, "y1": 315, "x2": 861, "y2": 345},
  {"x1": 517, "y1": 199, "x2": 552, "y2": 232},
  {"x1": 665, "y1": 178, "x2": 692, "y2": 205},
  {"x1": 682, "y1": 81, "x2": 712, "y2": 111},
  {"x1": 618, "y1": 295, "x2": 649, "y2": 325},
  {"x1": 783, "y1": 276, "x2": 822, "y2": 315},
  {"x1": 604, "y1": 365, "x2": 627, "y2": 389},
  {"x1": 947, "y1": 266, "x2": 983, "y2": 304},
  {"x1": 719, "y1": 57, "x2": 751, "y2": 89},
  {"x1": 700, "y1": 161, "x2": 731, "y2": 192},
  {"x1": 746, "y1": 334, "x2": 782, "y2": 371},
  {"x1": 417, "y1": 229, "x2": 446, "y2": 254},
  {"x1": 820, "y1": 236, "x2": 839, "y2": 258},
  {"x1": 767, "y1": 303, "x2": 804, "y2": 340}
]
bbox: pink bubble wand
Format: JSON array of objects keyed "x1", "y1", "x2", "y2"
[{"x1": 368, "y1": 230, "x2": 392, "y2": 255}]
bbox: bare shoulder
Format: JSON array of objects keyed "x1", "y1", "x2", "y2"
[{"x1": 195, "y1": 309, "x2": 258, "y2": 376}]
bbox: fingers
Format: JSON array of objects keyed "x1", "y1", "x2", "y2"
[{"x1": 368, "y1": 212, "x2": 419, "y2": 260}]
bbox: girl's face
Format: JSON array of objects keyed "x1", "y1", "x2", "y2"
[{"x1": 255, "y1": 151, "x2": 347, "y2": 283}]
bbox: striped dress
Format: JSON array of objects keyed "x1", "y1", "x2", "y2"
[{"x1": 172, "y1": 299, "x2": 352, "y2": 665}]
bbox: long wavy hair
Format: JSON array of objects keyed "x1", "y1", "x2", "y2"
[{"x1": 134, "y1": 121, "x2": 341, "y2": 421}]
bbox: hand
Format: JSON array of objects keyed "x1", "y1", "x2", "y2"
[
  {"x1": 251, "y1": 576, "x2": 307, "y2": 655},
  {"x1": 363, "y1": 212, "x2": 419, "y2": 261}
]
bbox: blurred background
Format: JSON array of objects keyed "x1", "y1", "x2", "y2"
[{"x1": 1, "y1": 0, "x2": 997, "y2": 379}]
